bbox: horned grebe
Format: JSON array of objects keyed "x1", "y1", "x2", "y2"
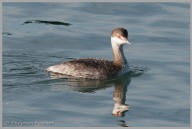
[{"x1": 46, "y1": 28, "x2": 131, "y2": 79}]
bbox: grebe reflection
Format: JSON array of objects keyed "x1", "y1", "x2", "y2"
[
  {"x1": 49, "y1": 72, "x2": 131, "y2": 117},
  {"x1": 112, "y1": 79, "x2": 130, "y2": 117}
]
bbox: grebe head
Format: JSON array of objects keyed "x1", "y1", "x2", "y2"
[{"x1": 111, "y1": 28, "x2": 131, "y2": 46}]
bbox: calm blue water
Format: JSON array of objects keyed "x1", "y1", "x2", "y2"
[{"x1": 3, "y1": 2, "x2": 190, "y2": 127}]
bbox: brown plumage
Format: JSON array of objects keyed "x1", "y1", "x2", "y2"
[
  {"x1": 46, "y1": 58, "x2": 122, "y2": 79},
  {"x1": 46, "y1": 28, "x2": 132, "y2": 79}
]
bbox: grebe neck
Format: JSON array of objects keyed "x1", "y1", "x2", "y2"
[{"x1": 111, "y1": 41, "x2": 127, "y2": 67}]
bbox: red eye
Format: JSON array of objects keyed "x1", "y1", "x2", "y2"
[{"x1": 117, "y1": 35, "x2": 121, "y2": 39}]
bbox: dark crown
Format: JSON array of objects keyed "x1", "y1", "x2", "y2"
[{"x1": 111, "y1": 28, "x2": 128, "y2": 38}]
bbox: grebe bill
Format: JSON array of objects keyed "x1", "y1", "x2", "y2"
[{"x1": 46, "y1": 28, "x2": 131, "y2": 79}]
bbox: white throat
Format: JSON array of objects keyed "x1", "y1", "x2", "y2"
[{"x1": 111, "y1": 37, "x2": 128, "y2": 66}]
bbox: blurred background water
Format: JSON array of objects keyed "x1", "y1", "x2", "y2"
[{"x1": 2, "y1": 2, "x2": 190, "y2": 127}]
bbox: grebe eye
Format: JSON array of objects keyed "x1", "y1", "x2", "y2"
[{"x1": 117, "y1": 35, "x2": 121, "y2": 39}]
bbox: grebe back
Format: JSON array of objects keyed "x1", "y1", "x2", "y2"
[{"x1": 46, "y1": 28, "x2": 131, "y2": 79}]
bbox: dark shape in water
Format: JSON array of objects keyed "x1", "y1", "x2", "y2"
[
  {"x1": 118, "y1": 120, "x2": 129, "y2": 127},
  {"x1": 3, "y1": 32, "x2": 12, "y2": 36},
  {"x1": 22, "y1": 20, "x2": 72, "y2": 26}
]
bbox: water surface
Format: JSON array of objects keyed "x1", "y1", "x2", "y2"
[{"x1": 3, "y1": 2, "x2": 190, "y2": 127}]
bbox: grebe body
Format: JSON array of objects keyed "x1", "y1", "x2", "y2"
[{"x1": 46, "y1": 28, "x2": 131, "y2": 79}]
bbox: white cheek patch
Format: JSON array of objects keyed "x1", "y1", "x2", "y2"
[{"x1": 111, "y1": 37, "x2": 123, "y2": 44}]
